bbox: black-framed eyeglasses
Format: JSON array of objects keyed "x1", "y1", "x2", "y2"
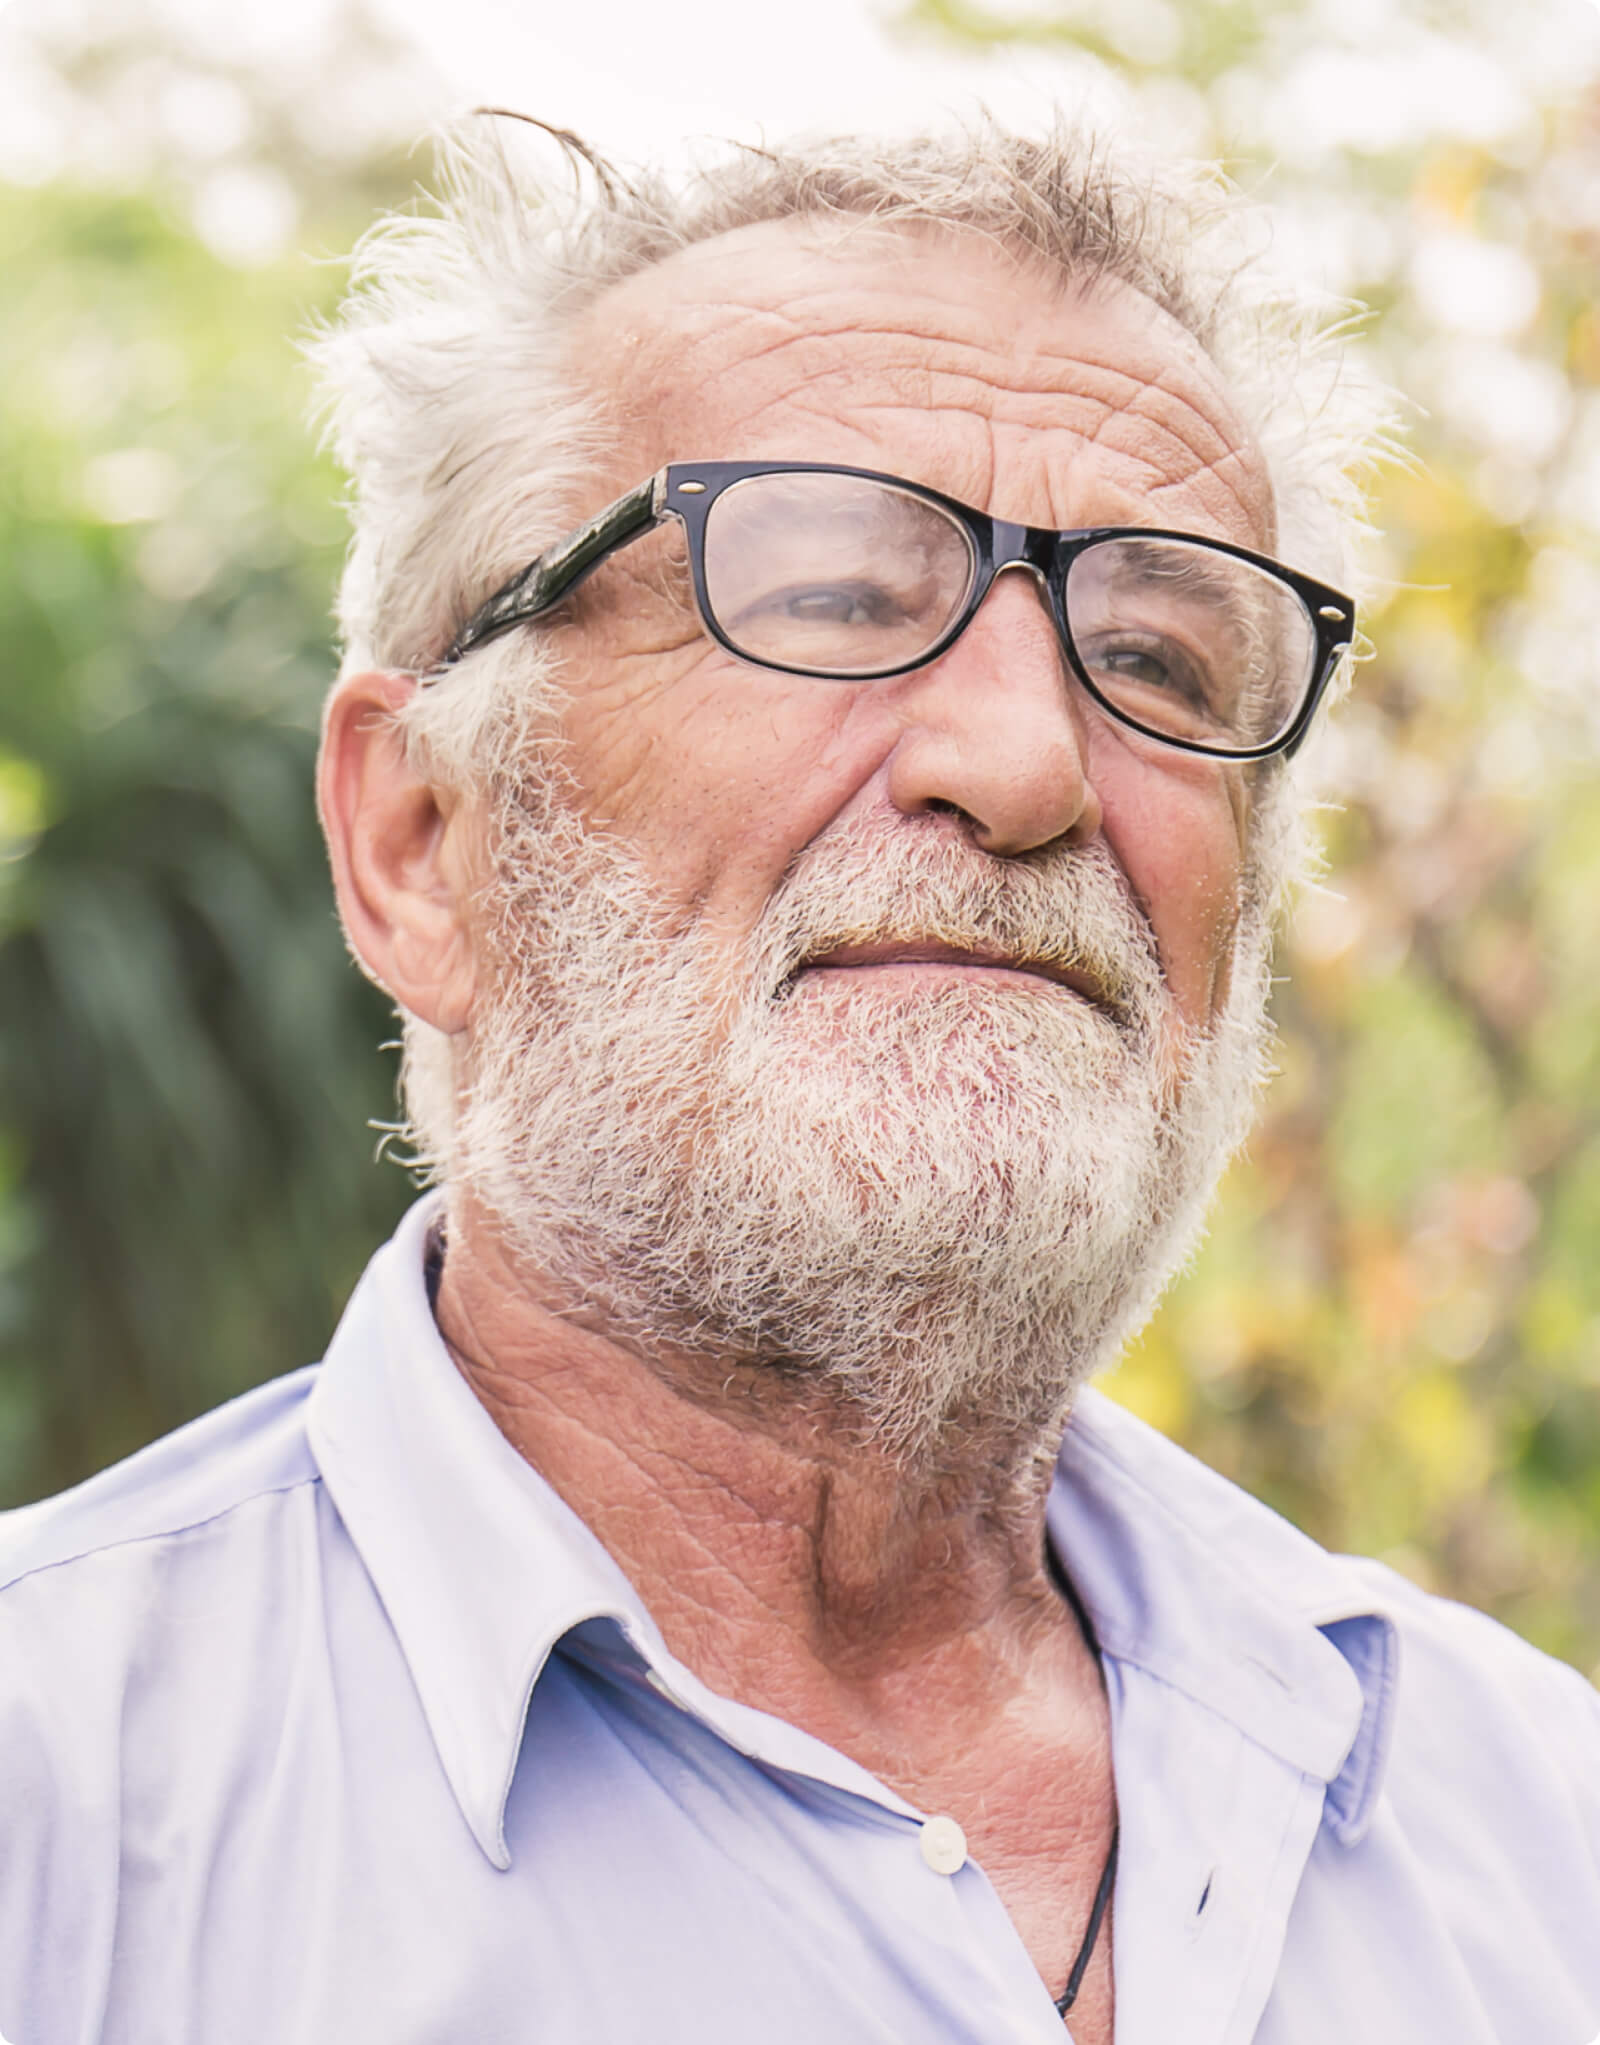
[{"x1": 441, "y1": 460, "x2": 1356, "y2": 762}]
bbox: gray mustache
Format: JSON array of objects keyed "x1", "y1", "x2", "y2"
[{"x1": 756, "y1": 831, "x2": 1164, "y2": 1026}]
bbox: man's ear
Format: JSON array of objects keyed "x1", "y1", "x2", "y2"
[{"x1": 317, "y1": 671, "x2": 481, "y2": 1035}]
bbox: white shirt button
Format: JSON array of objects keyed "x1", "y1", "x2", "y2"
[{"x1": 919, "y1": 1814, "x2": 968, "y2": 1875}]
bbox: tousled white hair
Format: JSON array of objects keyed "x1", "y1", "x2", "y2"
[{"x1": 305, "y1": 111, "x2": 1392, "y2": 1171}]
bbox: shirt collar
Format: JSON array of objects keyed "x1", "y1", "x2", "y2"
[
  {"x1": 1053, "y1": 1390, "x2": 1398, "y2": 1845},
  {"x1": 308, "y1": 1195, "x2": 658, "y2": 1869},
  {"x1": 310, "y1": 1198, "x2": 1398, "y2": 1866},
  {"x1": 308, "y1": 1197, "x2": 915, "y2": 1868}
]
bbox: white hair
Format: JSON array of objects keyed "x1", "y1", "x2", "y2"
[{"x1": 305, "y1": 111, "x2": 1393, "y2": 1171}]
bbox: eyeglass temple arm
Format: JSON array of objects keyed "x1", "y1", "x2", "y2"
[{"x1": 441, "y1": 473, "x2": 666, "y2": 665}]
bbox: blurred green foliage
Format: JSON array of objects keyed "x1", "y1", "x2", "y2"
[
  {"x1": 3, "y1": 0, "x2": 1598, "y2": 1683},
  {"x1": 0, "y1": 175, "x2": 412, "y2": 1498}
]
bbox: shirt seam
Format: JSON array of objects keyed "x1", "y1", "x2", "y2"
[
  {"x1": 0, "y1": 1469, "x2": 325, "y2": 1598},
  {"x1": 1105, "y1": 1647, "x2": 1330, "y2": 1782}
]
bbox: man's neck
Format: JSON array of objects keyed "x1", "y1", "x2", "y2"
[{"x1": 431, "y1": 1198, "x2": 1103, "y2": 1749}]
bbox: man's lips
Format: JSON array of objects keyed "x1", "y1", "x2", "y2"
[{"x1": 795, "y1": 941, "x2": 1112, "y2": 1008}]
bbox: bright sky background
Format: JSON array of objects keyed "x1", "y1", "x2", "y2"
[
  {"x1": 367, "y1": 0, "x2": 1100, "y2": 157},
  {"x1": 0, "y1": 0, "x2": 1114, "y2": 171},
  {"x1": 6, "y1": 0, "x2": 1598, "y2": 227}
]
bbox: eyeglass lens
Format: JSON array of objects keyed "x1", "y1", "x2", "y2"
[
  {"x1": 700, "y1": 471, "x2": 1318, "y2": 754},
  {"x1": 1064, "y1": 537, "x2": 1316, "y2": 753},
  {"x1": 703, "y1": 472, "x2": 977, "y2": 677}
]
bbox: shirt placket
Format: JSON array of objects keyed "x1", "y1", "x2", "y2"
[{"x1": 1104, "y1": 1657, "x2": 1334, "y2": 2045}]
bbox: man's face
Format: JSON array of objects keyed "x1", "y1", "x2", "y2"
[
  {"x1": 553, "y1": 219, "x2": 1271, "y2": 1040},
  {"x1": 447, "y1": 222, "x2": 1280, "y2": 1463}
]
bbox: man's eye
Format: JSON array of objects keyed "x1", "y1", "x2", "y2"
[
  {"x1": 1098, "y1": 645, "x2": 1173, "y2": 687},
  {"x1": 765, "y1": 581, "x2": 899, "y2": 627},
  {"x1": 1083, "y1": 636, "x2": 1218, "y2": 715}
]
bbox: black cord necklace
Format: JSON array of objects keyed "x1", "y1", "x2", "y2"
[
  {"x1": 1045, "y1": 1546, "x2": 1118, "y2": 2023},
  {"x1": 1052, "y1": 1820, "x2": 1119, "y2": 2018}
]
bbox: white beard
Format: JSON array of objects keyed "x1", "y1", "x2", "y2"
[{"x1": 450, "y1": 793, "x2": 1274, "y2": 1468}]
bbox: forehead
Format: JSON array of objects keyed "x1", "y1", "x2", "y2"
[{"x1": 573, "y1": 218, "x2": 1277, "y2": 550}]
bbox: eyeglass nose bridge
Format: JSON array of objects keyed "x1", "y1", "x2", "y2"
[
  {"x1": 986, "y1": 518, "x2": 1057, "y2": 580},
  {"x1": 964, "y1": 518, "x2": 1068, "y2": 648}
]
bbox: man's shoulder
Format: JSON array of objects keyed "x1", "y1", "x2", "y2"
[
  {"x1": 0, "y1": 1367, "x2": 342, "y2": 2027},
  {"x1": 1340, "y1": 1550, "x2": 1600, "y2": 1770},
  {"x1": 0, "y1": 1364, "x2": 323, "y2": 1599}
]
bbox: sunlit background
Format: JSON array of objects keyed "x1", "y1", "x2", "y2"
[{"x1": 3, "y1": 0, "x2": 1600, "y2": 1674}]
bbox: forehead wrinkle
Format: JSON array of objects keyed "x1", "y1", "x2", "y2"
[
  {"x1": 1083, "y1": 361, "x2": 1254, "y2": 481},
  {"x1": 760, "y1": 388, "x2": 1268, "y2": 544},
  {"x1": 586, "y1": 236, "x2": 1275, "y2": 546},
  {"x1": 683, "y1": 323, "x2": 1191, "y2": 431},
  {"x1": 1086, "y1": 412, "x2": 1256, "y2": 506},
  {"x1": 1146, "y1": 453, "x2": 1274, "y2": 547},
  {"x1": 759, "y1": 319, "x2": 1252, "y2": 468},
  {"x1": 620, "y1": 299, "x2": 1012, "y2": 430},
  {"x1": 1092, "y1": 384, "x2": 1239, "y2": 479},
  {"x1": 693, "y1": 359, "x2": 1241, "y2": 468},
  {"x1": 624, "y1": 271, "x2": 1200, "y2": 417},
  {"x1": 1077, "y1": 370, "x2": 1275, "y2": 545},
  {"x1": 711, "y1": 360, "x2": 1268, "y2": 541}
]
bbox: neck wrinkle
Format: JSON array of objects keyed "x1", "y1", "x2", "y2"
[{"x1": 434, "y1": 1197, "x2": 1087, "y2": 1706}]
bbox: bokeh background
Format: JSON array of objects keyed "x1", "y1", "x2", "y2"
[{"x1": 3, "y1": 0, "x2": 1599, "y2": 1676}]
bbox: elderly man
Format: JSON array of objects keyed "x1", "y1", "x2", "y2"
[{"x1": 3, "y1": 118, "x2": 1598, "y2": 2045}]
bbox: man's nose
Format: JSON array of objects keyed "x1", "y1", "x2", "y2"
[{"x1": 883, "y1": 568, "x2": 1104, "y2": 856}]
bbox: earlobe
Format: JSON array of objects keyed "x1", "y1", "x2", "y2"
[{"x1": 317, "y1": 671, "x2": 481, "y2": 1035}]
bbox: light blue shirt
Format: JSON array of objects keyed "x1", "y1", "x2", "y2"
[{"x1": 3, "y1": 1195, "x2": 1598, "y2": 2044}]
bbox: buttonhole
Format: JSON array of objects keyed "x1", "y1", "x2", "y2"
[{"x1": 1194, "y1": 1871, "x2": 1215, "y2": 1920}]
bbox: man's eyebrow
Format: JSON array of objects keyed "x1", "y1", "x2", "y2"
[{"x1": 1090, "y1": 537, "x2": 1245, "y2": 585}]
